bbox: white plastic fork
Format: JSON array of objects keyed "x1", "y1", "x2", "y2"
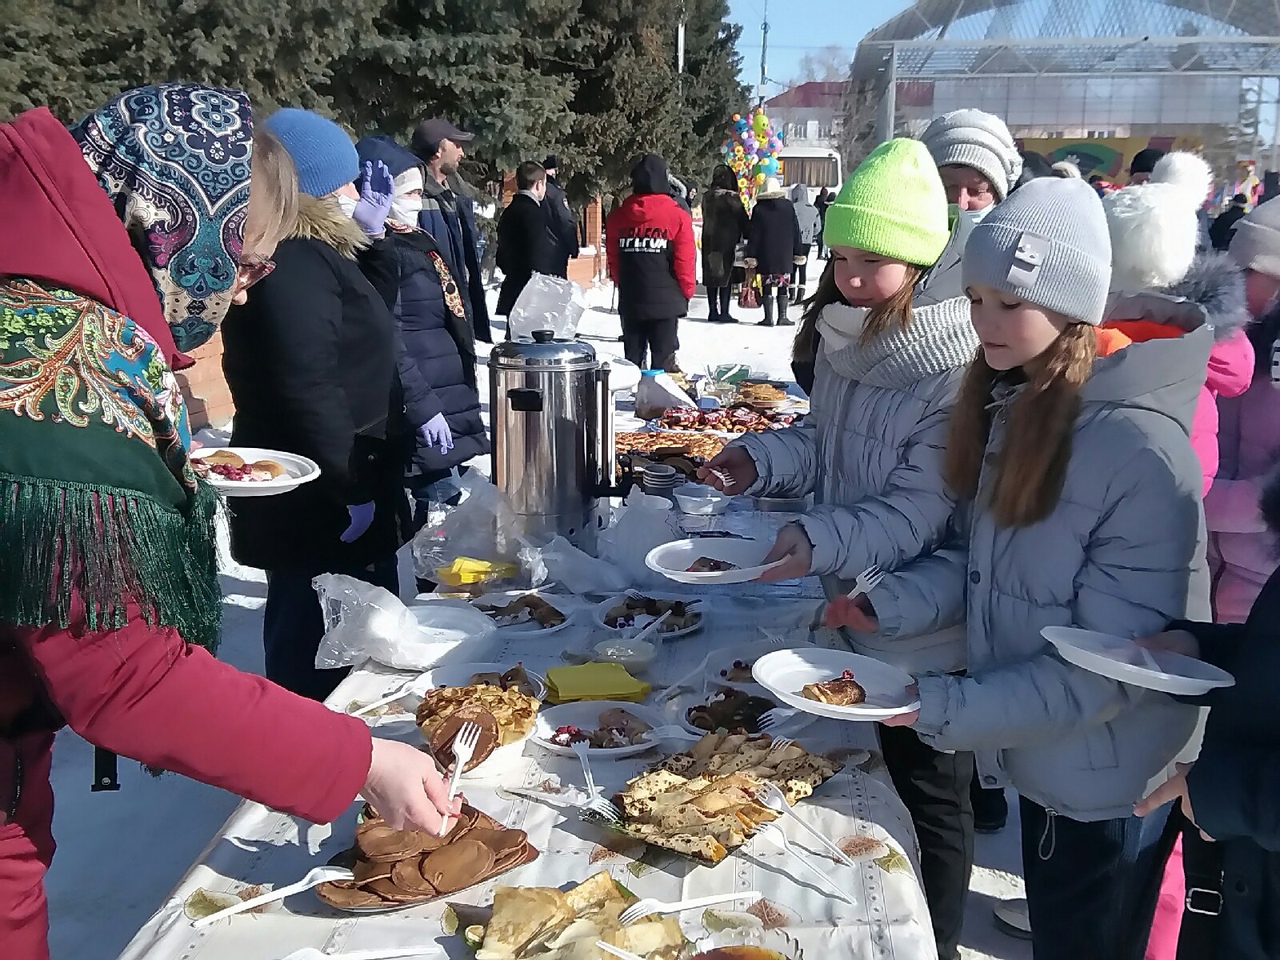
[
  {"x1": 572, "y1": 740, "x2": 623, "y2": 822},
  {"x1": 846, "y1": 564, "x2": 885, "y2": 600},
  {"x1": 348, "y1": 670, "x2": 431, "y2": 718},
  {"x1": 438, "y1": 721, "x2": 481, "y2": 834},
  {"x1": 755, "y1": 781, "x2": 856, "y2": 868},
  {"x1": 594, "y1": 943, "x2": 646, "y2": 960},
  {"x1": 618, "y1": 890, "x2": 762, "y2": 926},
  {"x1": 756, "y1": 823, "x2": 856, "y2": 904},
  {"x1": 756, "y1": 708, "x2": 797, "y2": 731},
  {"x1": 192, "y1": 865, "x2": 354, "y2": 927}
]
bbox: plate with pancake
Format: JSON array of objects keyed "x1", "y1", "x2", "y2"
[
  {"x1": 190, "y1": 446, "x2": 320, "y2": 497},
  {"x1": 751, "y1": 648, "x2": 921, "y2": 721}
]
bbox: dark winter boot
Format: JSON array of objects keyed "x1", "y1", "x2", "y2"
[
  {"x1": 719, "y1": 287, "x2": 738, "y2": 323},
  {"x1": 759, "y1": 286, "x2": 776, "y2": 326},
  {"x1": 777, "y1": 289, "x2": 794, "y2": 326},
  {"x1": 706, "y1": 288, "x2": 722, "y2": 323}
]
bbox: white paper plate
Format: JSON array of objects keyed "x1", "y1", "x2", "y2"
[
  {"x1": 532, "y1": 700, "x2": 668, "y2": 758},
  {"x1": 645, "y1": 539, "x2": 785, "y2": 585},
  {"x1": 592, "y1": 593, "x2": 705, "y2": 639},
  {"x1": 469, "y1": 591, "x2": 575, "y2": 640},
  {"x1": 752, "y1": 649, "x2": 921, "y2": 722},
  {"x1": 191, "y1": 446, "x2": 320, "y2": 497},
  {"x1": 700, "y1": 640, "x2": 794, "y2": 696},
  {"x1": 1042, "y1": 626, "x2": 1235, "y2": 696},
  {"x1": 674, "y1": 689, "x2": 816, "y2": 739}
]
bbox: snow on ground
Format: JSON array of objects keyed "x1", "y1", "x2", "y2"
[{"x1": 45, "y1": 254, "x2": 1027, "y2": 960}]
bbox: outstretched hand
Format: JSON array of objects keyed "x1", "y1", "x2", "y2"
[{"x1": 353, "y1": 160, "x2": 395, "y2": 236}]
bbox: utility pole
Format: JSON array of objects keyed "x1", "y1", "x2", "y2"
[{"x1": 758, "y1": 0, "x2": 769, "y2": 105}]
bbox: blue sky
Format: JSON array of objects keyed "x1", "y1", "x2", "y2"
[{"x1": 726, "y1": 0, "x2": 915, "y2": 94}]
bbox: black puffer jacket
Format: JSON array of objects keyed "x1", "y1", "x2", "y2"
[
  {"x1": 1173, "y1": 469, "x2": 1280, "y2": 960},
  {"x1": 746, "y1": 195, "x2": 803, "y2": 277},
  {"x1": 701, "y1": 165, "x2": 748, "y2": 288},
  {"x1": 223, "y1": 195, "x2": 404, "y2": 570}
]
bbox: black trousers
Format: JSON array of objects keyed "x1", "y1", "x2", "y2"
[
  {"x1": 706, "y1": 286, "x2": 733, "y2": 320},
  {"x1": 621, "y1": 316, "x2": 679, "y2": 370},
  {"x1": 880, "y1": 724, "x2": 975, "y2": 960},
  {"x1": 791, "y1": 244, "x2": 811, "y2": 288},
  {"x1": 263, "y1": 556, "x2": 400, "y2": 702}
]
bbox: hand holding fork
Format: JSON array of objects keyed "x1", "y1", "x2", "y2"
[{"x1": 823, "y1": 564, "x2": 883, "y2": 632}]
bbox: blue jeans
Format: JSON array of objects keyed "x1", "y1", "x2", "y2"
[
  {"x1": 1021, "y1": 795, "x2": 1171, "y2": 960},
  {"x1": 263, "y1": 557, "x2": 400, "y2": 702}
]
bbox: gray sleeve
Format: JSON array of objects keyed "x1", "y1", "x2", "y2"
[
  {"x1": 795, "y1": 397, "x2": 956, "y2": 580},
  {"x1": 867, "y1": 544, "x2": 968, "y2": 641},
  {"x1": 914, "y1": 441, "x2": 1203, "y2": 751},
  {"x1": 732, "y1": 421, "x2": 820, "y2": 499}
]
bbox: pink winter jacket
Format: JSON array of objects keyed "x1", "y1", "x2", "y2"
[{"x1": 1208, "y1": 371, "x2": 1280, "y2": 622}]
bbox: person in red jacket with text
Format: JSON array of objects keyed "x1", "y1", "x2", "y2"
[
  {"x1": 605, "y1": 153, "x2": 695, "y2": 371},
  {"x1": 0, "y1": 85, "x2": 458, "y2": 960}
]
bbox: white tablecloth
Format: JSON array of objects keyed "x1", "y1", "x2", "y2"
[{"x1": 118, "y1": 589, "x2": 938, "y2": 960}]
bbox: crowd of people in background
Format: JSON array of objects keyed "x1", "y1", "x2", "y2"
[{"x1": 2, "y1": 76, "x2": 1279, "y2": 960}]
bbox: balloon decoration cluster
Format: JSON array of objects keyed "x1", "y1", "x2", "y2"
[{"x1": 720, "y1": 107, "x2": 785, "y2": 208}]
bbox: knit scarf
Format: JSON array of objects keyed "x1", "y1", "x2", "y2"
[{"x1": 818, "y1": 297, "x2": 979, "y2": 388}]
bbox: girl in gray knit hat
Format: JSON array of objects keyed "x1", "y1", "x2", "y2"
[{"x1": 828, "y1": 176, "x2": 1214, "y2": 960}]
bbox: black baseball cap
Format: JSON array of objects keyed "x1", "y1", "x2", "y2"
[
  {"x1": 411, "y1": 117, "x2": 475, "y2": 158},
  {"x1": 542, "y1": 154, "x2": 561, "y2": 171}
]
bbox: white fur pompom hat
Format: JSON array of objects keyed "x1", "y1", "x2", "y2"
[{"x1": 1103, "y1": 151, "x2": 1213, "y2": 293}]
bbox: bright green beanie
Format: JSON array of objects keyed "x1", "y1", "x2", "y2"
[{"x1": 822, "y1": 138, "x2": 950, "y2": 266}]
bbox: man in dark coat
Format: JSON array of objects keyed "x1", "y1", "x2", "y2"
[
  {"x1": 605, "y1": 154, "x2": 696, "y2": 370},
  {"x1": 411, "y1": 116, "x2": 493, "y2": 343},
  {"x1": 1137, "y1": 468, "x2": 1280, "y2": 960},
  {"x1": 702, "y1": 163, "x2": 748, "y2": 323},
  {"x1": 496, "y1": 160, "x2": 554, "y2": 317},
  {"x1": 541, "y1": 154, "x2": 579, "y2": 278},
  {"x1": 1211, "y1": 193, "x2": 1251, "y2": 251}
]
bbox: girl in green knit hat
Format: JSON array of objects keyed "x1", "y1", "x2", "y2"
[{"x1": 697, "y1": 137, "x2": 978, "y2": 960}]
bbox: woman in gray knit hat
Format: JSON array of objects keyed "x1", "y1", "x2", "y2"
[{"x1": 827, "y1": 177, "x2": 1212, "y2": 960}]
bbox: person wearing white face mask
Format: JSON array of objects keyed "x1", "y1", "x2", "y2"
[
  {"x1": 355, "y1": 137, "x2": 489, "y2": 572},
  {"x1": 915, "y1": 108, "x2": 1024, "y2": 309}
]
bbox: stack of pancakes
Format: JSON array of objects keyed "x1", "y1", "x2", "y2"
[{"x1": 316, "y1": 804, "x2": 537, "y2": 910}]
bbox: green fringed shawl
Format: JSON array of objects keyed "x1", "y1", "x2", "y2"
[{"x1": 0, "y1": 281, "x2": 222, "y2": 651}]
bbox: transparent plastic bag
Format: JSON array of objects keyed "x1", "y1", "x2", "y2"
[
  {"x1": 313, "y1": 574, "x2": 495, "y2": 671},
  {"x1": 412, "y1": 473, "x2": 522, "y2": 581},
  {"x1": 508, "y1": 273, "x2": 587, "y2": 340},
  {"x1": 635, "y1": 370, "x2": 697, "y2": 420},
  {"x1": 521, "y1": 535, "x2": 630, "y2": 596},
  {"x1": 598, "y1": 490, "x2": 683, "y2": 586}
]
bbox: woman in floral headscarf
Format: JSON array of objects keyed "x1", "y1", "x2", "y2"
[{"x1": 0, "y1": 85, "x2": 458, "y2": 958}]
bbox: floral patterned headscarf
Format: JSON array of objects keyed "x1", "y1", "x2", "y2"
[{"x1": 70, "y1": 83, "x2": 253, "y2": 354}]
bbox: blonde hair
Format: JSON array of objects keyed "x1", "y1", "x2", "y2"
[
  {"x1": 945, "y1": 323, "x2": 1097, "y2": 527},
  {"x1": 244, "y1": 127, "x2": 299, "y2": 256}
]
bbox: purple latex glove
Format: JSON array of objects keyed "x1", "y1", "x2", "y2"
[
  {"x1": 341, "y1": 502, "x2": 376, "y2": 543},
  {"x1": 418, "y1": 412, "x2": 454, "y2": 455},
  {"x1": 353, "y1": 160, "x2": 394, "y2": 236}
]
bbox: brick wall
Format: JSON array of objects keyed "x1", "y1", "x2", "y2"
[{"x1": 178, "y1": 332, "x2": 234, "y2": 430}]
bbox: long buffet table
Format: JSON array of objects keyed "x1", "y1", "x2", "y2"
[{"x1": 117, "y1": 514, "x2": 938, "y2": 960}]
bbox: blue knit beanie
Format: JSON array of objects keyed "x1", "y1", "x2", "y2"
[{"x1": 263, "y1": 108, "x2": 359, "y2": 198}]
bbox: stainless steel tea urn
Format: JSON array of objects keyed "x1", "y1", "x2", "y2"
[{"x1": 489, "y1": 332, "x2": 615, "y2": 553}]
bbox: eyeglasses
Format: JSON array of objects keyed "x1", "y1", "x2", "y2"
[{"x1": 232, "y1": 257, "x2": 275, "y2": 297}]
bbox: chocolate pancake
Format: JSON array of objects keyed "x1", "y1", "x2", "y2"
[
  {"x1": 390, "y1": 856, "x2": 440, "y2": 898},
  {"x1": 493, "y1": 837, "x2": 537, "y2": 872},
  {"x1": 428, "y1": 705, "x2": 500, "y2": 772},
  {"x1": 364, "y1": 876, "x2": 424, "y2": 904},
  {"x1": 315, "y1": 880, "x2": 386, "y2": 909},
  {"x1": 420, "y1": 838, "x2": 496, "y2": 894},
  {"x1": 355, "y1": 821, "x2": 428, "y2": 863},
  {"x1": 468, "y1": 826, "x2": 528, "y2": 862},
  {"x1": 352, "y1": 857, "x2": 393, "y2": 883}
]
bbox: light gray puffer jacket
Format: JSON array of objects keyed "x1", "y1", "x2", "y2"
[
  {"x1": 734, "y1": 297, "x2": 977, "y2": 674},
  {"x1": 874, "y1": 327, "x2": 1213, "y2": 822}
]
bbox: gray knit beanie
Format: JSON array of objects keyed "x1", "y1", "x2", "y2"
[
  {"x1": 919, "y1": 109, "x2": 1023, "y2": 200},
  {"x1": 1229, "y1": 196, "x2": 1280, "y2": 279},
  {"x1": 962, "y1": 177, "x2": 1113, "y2": 325}
]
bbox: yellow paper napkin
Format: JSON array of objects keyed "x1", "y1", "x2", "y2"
[{"x1": 545, "y1": 663, "x2": 651, "y2": 704}]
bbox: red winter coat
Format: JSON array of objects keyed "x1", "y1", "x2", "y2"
[
  {"x1": 606, "y1": 157, "x2": 695, "y2": 322},
  {"x1": 0, "y1": 109, "x2": 371, "y2": 825}
]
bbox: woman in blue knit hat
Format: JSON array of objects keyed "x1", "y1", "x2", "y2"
[{"x1": 222, "y1": 108, "x2": 409, "y2": 702}]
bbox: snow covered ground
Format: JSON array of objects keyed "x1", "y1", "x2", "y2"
[{"x1": 45, "y1": 257, "x2": 1028, "y2": 960}]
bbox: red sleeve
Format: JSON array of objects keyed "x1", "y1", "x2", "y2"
[
  {"x1": 605, "y1": 210, "x2": 619, "y2": 283},
  {"x1": 673, "y1": 208, "x2": 696, "y2": 300},
  {"x1": 15, "y1": 614, "x2": 371, "y2": 825}
]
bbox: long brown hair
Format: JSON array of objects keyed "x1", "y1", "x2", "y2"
[
  {"x1": 944, "y1": 323, "x2": 1097, "y2": 527},
  {"x1": 792, "y1": 259, "x2": 924, "y2": 366}
]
